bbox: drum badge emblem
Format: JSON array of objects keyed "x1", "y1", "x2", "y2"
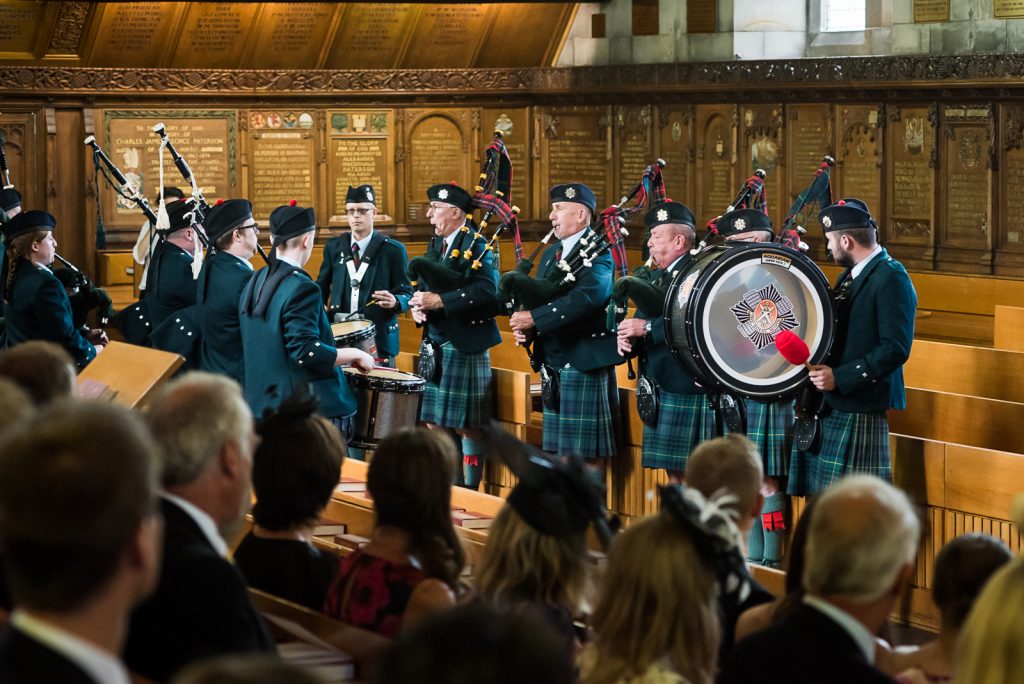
[{"x1": 731, "y1": 283, "x2": 799, "y2": 350}]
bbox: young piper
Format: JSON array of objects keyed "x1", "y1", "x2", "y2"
[{"x1": 238, "y1": 202, "x2": 374, "y2": 433}]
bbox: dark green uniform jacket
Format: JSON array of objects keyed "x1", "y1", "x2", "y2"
[
  {"x1": 196, "y1": 250, "x2": 255, "y2": 385},
  {"x1": 316, "y1": 231, "x2": 413, "y2": 358},
  {"x1": 145, "y1": 240, "x2": 198, "y2": 332},
  {"x1": 633, "y1": 264, "x2": 704, "y2": 395},
  {"x1": 3, "y1": 259, "x2": 95, "y2": 369}
]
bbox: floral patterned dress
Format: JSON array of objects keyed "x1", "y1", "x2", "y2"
[{"x1": 322, "y1": 549, "x2": 427, "y2": 638}]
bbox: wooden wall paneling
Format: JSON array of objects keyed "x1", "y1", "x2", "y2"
[
  {"x1": 401, "y1": 5, "x2": 492, "y2": 69},
  {"x1": 481, "y1": 106, "x2": 532, "y2": 230},
  {"x1": 936, "y1": 104, "x2": 994, "y2": 273},
  {"x1": 995, "y1": 103, "x2": 1024, "y2": 276},
  {"x1": 739, "y1": 104, "x2": 784, "y2": 229},
  {"x1": 836, "y1": 104, "x2": 884, "y2": 234},
  {"x1": 325, "y1": 3, "x2": 420, "y2": 70},
  {"x1": 538, "y1": 105, "x2": 614, "y2": 211},
  {"x1": 0, "y1": 1, "x2": 52, "y2": 61},
  {"x1": 169, "y1": 3, "x2": 259, "y2": 69},
  {"x1": 475, "y1": 3, "x2": 578, "y2": 68},
  {"x1": 0, "y1": 109, "x2": 42, "y2": 212},
  {"x1": 241, "y1": 3, "x2": 340, "y2": 71},
  {"x1": 47, "y1": 108, "x2": 91, "y2": 275},
  {"x1": 885, "y1": 104, "x2": 937, "y2": 270},
  {"x1": 402, "y1": 108, "x2": 477, "y2": 226},
  {"x1": 613, "y1": 105, "x2": 655, "y2": 255},
  {"x1": 82, "y1": 2, "x2": 186, "y2": 68},
  {"x1": 655, "y1": 105, "x2": 695, "y2": 212},
  {"x1": 784, "y1": 104, "x2": 835, "y2": 262},
  {"x1": 695, "y1": 104, "x2": 736, "y2": 229}
]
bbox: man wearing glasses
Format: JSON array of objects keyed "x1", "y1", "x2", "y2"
[
  {"x1": 317, "y1": 184, "x2": 413, "y2": 367},
  {"x1": 195, "y1": 199, "x2": 259, "y2": 385}
]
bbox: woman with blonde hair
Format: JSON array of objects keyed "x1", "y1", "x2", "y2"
[
  {"x1": 322, "y1": 427, "x2": 464, "y2": 636},
  {"x1": 579, "y1": 512, "x2": 720, "y2": 684},
  {"x1": 954, "y1": 556, "x2": 1024, "y2": 684}
]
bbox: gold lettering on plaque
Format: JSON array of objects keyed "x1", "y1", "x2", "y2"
[
  {"x1": 995, "y1": 1, "x2": 1024, "y2": 19},
  {"x1": 329, "y1": 109, "x2": 391, "y2": 221},
  {"x1": 914, "y1": 0, "x2": 949, "y2": 22},
  {"x1": 945, "y1": 127, "x2": 989, "y2": 241},
  {"x1": 250, "y1": 130, "x2": 315, "y2": 220},
  {"x1": 547, "y1": 113, "x2": 608, "y2": 208}
]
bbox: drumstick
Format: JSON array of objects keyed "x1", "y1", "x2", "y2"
[{"x1": 775, "y1": 330, "x2": 814, "y2": 370}]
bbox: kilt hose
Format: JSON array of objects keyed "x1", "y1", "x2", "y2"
[
  {"x1": 543, "y1": 366, "x2": 617, "y2": 459},
  {"x1": 419, "y1": 341, "x2": 492, "y2": 430},
  {"x1": 787, "y1": 409, "x2": 891, "y2": 496},
  {"x1": 641, "y1": 390, "x2": 716, "y2": 472},
  {"x1": 744, "y1": 398, "x2": 795, "y2": 479}
]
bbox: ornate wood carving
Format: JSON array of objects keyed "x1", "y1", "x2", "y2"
[{"x1": 48, "y1": 2, "x2": 89, "y2": 53}]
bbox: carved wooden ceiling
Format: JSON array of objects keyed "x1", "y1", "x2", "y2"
[{"x1": 0, "y1": 2, "x2": 576, "y2": 70}]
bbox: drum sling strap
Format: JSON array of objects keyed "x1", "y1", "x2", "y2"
[{"x1": 342, "y1": 233, "x2": 387, "y2": 313}]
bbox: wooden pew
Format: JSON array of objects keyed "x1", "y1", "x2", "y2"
[
  {"x1": 890, "y1": 388, "x2": 1024, "y2": 455},
  {"x1": 993, "y1": 304, "x2": 1024, "y2": 352},
  {"x1": 903, "y1": 339, "x2": 1024, "y2": 403}
]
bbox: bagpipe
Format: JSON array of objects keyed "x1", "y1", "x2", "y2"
[
  {"x1": 0, "y1": 129, "x2": 12, "y2": 194},
  {"x1": 407, "y1": 128, "x2": 520, "y2": 293},
  {"x1": 775, "y1": 155, "x2": 834, "y2": 252},
  {"x1": 691, "y1": 168, "x2": 768, "y2": 255}
]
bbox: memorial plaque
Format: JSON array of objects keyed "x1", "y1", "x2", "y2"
[
  {"x1": 102, "y1": 111, "x2": 236, "y2": 228},
  {"x1": 696, "y1": 108, "x2": 735, "y2": 227},
  {"x1": 914, "y1": 0, "x2": 950, "y2": 22},
  {"x1": 403, "y1": 5, "x2": 490, "y2": 69},
  {"x1": 657, "y1": 108, "x2": 694, "y2": 207},
  {"x1": 688, "y1": 0, "x2": 717, "y2": 33},
  {"x1": 482, "y1": 107, "x2": 531, "y2": 219},
  {"x1": 887, "y1": 106, "x2": 934, "y2": 244},
  {"x1": 171, "y1": 2, "x2": 257, "y2": 68},
  {"x1": 786, "y1": 105, "x2": 834, "y2": 242},
  {"x1": 0, "y1": 1, "x2": 47, "y2": 58},
  {"x1": 943, "y1": 125, "x2": 990, "y2": 245},
  {"x1": 247, "y1": 3, "x2": 338, "y2": 70},
  {"x1": 543, "y1": 107, "x2": 612, "y2": 210},
  {"x1": 1001, "y1": 106, "x2": 1024, "y2": 246},
  {"x1": 477, "y1": 3, "x2": 577, "y2": 68},
  {"x1": 329, "y1": 110, "x2": 393, "y2": 224},
  {"x1": 405, "y1": 112, "x2": 469, "y2": 224},
  {"x1": 247, "y1": 111, "x2": 317, "y2": 220},
  {"x1": 615, "y1": 106, "x2": 654, "y2": 198},
  {"x1": 995, "y1": 0, "x2": 1024, "y2": 19},
  {"x1": 87, "y1": 2, "x2": 184, "y2": 67},
  {"x1": 838, "y1": 106, "x2": 882, "y2": 220},
  {"x1": 326, "y1": 3, "x2": 414, "y2": 69}
]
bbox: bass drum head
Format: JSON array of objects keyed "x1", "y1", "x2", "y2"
[{"x1": 665, "y1": 243, "x2": 835, "y2": 400}]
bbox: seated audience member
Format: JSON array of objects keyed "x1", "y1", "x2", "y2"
[
  {"x1": 124, "y1": 372, "x2": 273, "y2": 683},
  {"x1": 880, "y1": 534, "x2": 1011, "y2": 683},
  {"x1": 578, "y1": 513, "x2": 719, "y2": 684},
  {"x1": 952, "y1": 555, "x2": 1024, "y2": 684},
  {"x1": 684, "y1": 434, "x2": 774, "y2": 654},
  {"x1": 172, "y1": 654, "x2": 326, "y2": 684},
  {"x1": 0, "y1": 340, "x2": 75, "y2": 406},
  {"x1": 720, "y1": 475, "x2": 920, "y2": 684},
  {"x1": 0, "y1": 400, "x2": 162, "y2": 684},
  {"x1": 475, "y1": 431, "x2": 605, "y2": 656},
  {"x1": 735, "y1": 496, "x2": 820, "y2": 643},
  {"x1": 323, "y1": 428, "x2": 462, "y2": 636},
  {"x1": 374, "y1": 602, "x2": 573, "y2": 684},
  {"x1": 0, "y1": 378, "x2": 32, "y2": 435},
  {"x1": 234, "y1": 394, "x2": 346, "y2": 610}
]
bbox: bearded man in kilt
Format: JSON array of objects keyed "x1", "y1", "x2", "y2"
[
  {"x1": 719, "y1": 207, "x2": 791, "y2": 566},
  {"x1": 788, "y1": 198, "x2": 917, "y2": 496},
  {"x1": 410, "y1": 183, "x2": 501, "y2": 490},
  {"x1": 617, "y1": 201, "x2": 715, "y2": 482},
  {"x1": 510, "y1": 183, "x2": 621, "y2": 472}
]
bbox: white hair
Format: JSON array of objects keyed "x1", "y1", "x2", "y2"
[{"x1": 803, "y1": 474, "x2": 920, "y2": 602}]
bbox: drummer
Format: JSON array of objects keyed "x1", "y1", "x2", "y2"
[
  {"x1": 718, "y1": 207, "x2": 789, "y2": 567},
  {"x1": 788, "y1": 198, "x2": 917, "y2": 495},
  {"x1": 317, "y1": 184, "x2": 412, "y2": 367},
  {"x1": 239, "y1": 201, "x2": 374, "y2": 436},
  {"x1": 617, "y1": 200, "x2": 714, "y2": 482}
]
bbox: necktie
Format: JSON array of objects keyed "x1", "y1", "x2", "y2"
[
  {"x1": 554, "y1": 246, "x2": 563, "y2": 263},
  {"x1": 351, "y1": 243, "x2": 361, "y2": 267}
]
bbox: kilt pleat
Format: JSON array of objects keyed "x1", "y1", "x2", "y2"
[
  {"x1": 787, "y1": 409, "x2": 890, "y2": 496},
  {"x1": 744, "y1": 398, "x2": 795, "y2": 478},
  {"x1": 419, "y1": 342, "x2": 492, "y2": 429},
  {"x1": 543, "y1": 366, "x2": 616, "y2": 459},
  {"x1": 641, "y1": 390, "x2": 716, "y2": 471}
]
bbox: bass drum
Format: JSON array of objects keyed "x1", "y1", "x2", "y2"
[{"x1": 665, "y1": 242, "x2": 835, "y2": 401}]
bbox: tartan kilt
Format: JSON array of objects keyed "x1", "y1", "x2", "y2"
[
  {"x1": 419, "y1": 342, "x2": 492, "y2": 429},
  {"x1": 787, "y1": 409, "x2": 891, "y2": 496},
  {"x1": 543, "y1": 366, "x2": 616, "y2": 459},
  {"x1": 744, "y1": 398, "x2": 795, "y2": 478},
  {"x1": 642, "y1": 390, "x2": 716, "y2": 471}
]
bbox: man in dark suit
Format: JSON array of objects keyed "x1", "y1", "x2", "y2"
[
  {"x1": 0, "y1": 400, "x2": 162, "y2": 684},
  {"x1": 721, "y1": 475, "x2": 919, "y2": 684},
  {"x1": 789, "y1": 198, "x2": 918, "y2": 496},
  {"x1": 617, "y1": 200, "x2": 712, "y2": 481},
  {"x1": 410, "y1": 183, "x2": 501, "y2": 489},
  {"x1": 239, "y1": 203, "x2": 374, "y2": 427},
  {"x1": 510, "y1": 183, "x2": 620, "y2": 468},
  {"x1": 195, "y1": 199, "x2": 258, "y2": 386},
  {"x1": 124, "y1": 372, "x2": 275, "y2": 682},
  {"x1": 317, "y1": 184, "x2": 413, "y2": 367}
]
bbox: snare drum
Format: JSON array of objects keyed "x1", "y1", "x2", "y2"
[
  {"x1": 343, "y1": 367, "x2": 425, "y2": 449},
  {"x1": 665, "y1": 242, "x2": 835, "y2": 400},
  {"x1": 331, "y1": 318, "x2": 377, "y2": 356}
]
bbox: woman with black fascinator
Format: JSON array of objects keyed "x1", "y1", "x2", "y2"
[{"x1": 233, "y1": 393, "x2": 346, "y2": 610}]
